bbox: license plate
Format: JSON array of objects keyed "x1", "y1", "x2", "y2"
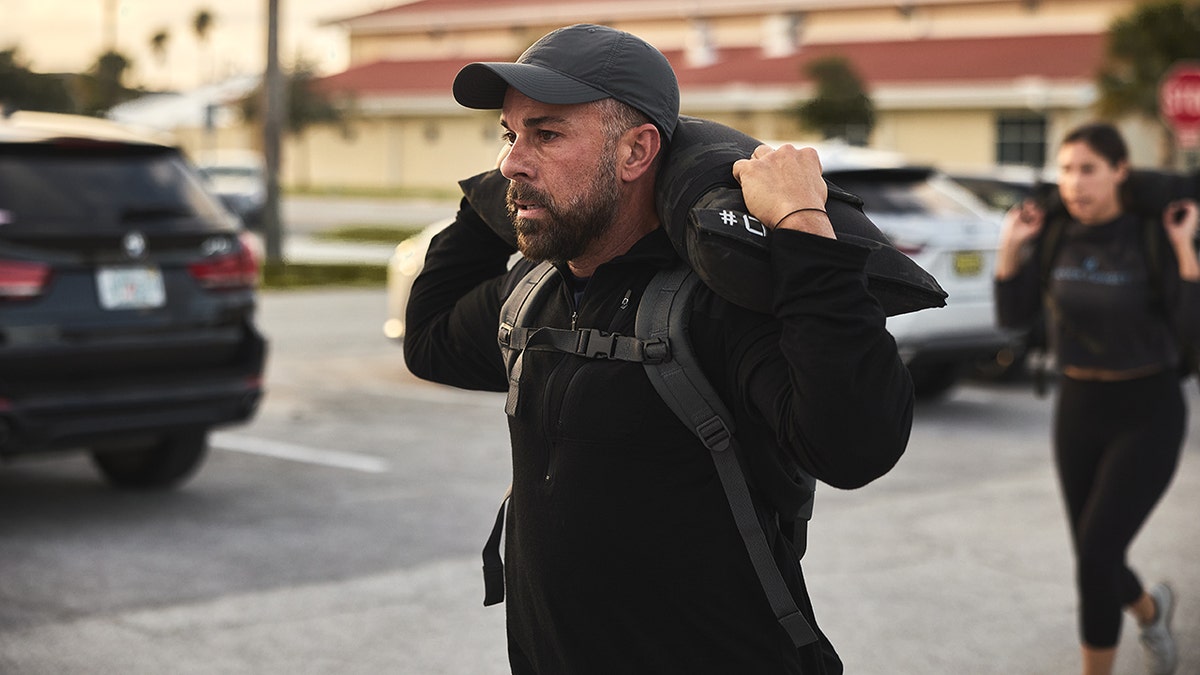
[
  {"x1": 97, "y1": 266, "x2": 166, "y2": 310},
  {"x1": 952, "y1": 251, "x2": 984, "y2": 277}
]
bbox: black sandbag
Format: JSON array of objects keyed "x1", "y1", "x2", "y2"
[
  {"x1": 459, "y1": 115, "x2": 947, "y2": 317},
  {"x1": 657, "y1": 116, "x2": 945, "y2": 316},
  {"x1": 1039, "y1": 168, "x2": 1200, "y2": 221}
]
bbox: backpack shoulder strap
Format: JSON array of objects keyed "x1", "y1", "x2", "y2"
[
  {"x1": 1037, "y1": 215, "x2": 1068, "y2": 290},
  {"x1": 1027, "y1": 216, "x2": 1070, "y2": 397},
  {"x1": 634, "y1": 264, "x2": 818, "y2": 648},
  {"x1": 1141, "y1": 215, "x2": 1168, "y2": 307},
  {"x1": 498, "y1": 261, "x2": 557, "y2": 416}
]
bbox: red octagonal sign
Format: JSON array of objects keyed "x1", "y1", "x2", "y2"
[{"x1": 1160, "y1": 62, "x2": 1200, "y2": 148}]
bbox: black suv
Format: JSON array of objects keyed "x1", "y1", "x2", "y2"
[{"x1": 0, "y1": 111, "x2": 267, "y2": 489}]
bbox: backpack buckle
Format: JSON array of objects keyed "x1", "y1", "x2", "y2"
[{"x1": 577, "y1": 329, "x2": 617, "y2": 359}]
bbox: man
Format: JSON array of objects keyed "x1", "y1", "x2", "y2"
[{"x1": 404, "y1": 24, "x2": 913, "y2": 674}]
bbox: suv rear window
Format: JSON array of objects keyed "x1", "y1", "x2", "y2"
[
  {"x1": 0, "y1": 143, "x2": 228, "y2": 234},
  {"x1": 829, "y1": 168, "x2": 982, "y2": 219}
]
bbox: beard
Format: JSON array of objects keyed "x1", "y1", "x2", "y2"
[{"x1": 505, "y1": 150, "x2": 621, "y2": 264}]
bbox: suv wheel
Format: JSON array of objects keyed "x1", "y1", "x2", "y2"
[
  {"x1": 90, "y1": 429, "x2": 209, "y2": 490},
  {"x1": 971, "y1": 346, "x2": 1027, "y2": 381}
]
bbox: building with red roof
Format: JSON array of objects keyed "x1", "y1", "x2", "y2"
[{"x1": 272, "y1": 0, "x2": 1151, "y2": 191}]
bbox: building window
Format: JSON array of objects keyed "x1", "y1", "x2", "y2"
[
  {"x1": 995, "y1": 114, "x2": 1046, "y2": 166},
  {"x1": 763, "y1": 13, "x2": 803, "y2": 57},
  {"x1": 685, "y1": 19, "x2": 716, "y2": 68}
]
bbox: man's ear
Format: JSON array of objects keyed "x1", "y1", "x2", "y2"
[{"x1": 619, "y1": 123, "x2": 661, "y2": 182}]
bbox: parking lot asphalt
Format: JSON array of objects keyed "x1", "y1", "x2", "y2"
[{"x1": 261, "y1": 203, "x2": 1200, "y2": 674}]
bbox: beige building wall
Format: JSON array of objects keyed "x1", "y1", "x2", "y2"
[
  {"x1": 173, "y1": 125, "x2": 258, "y2": 165},
  {"x1": 278, "y1": 113, "x2": 510, "y2": 193},
  {"x1": 161, "y1": 0, "x2": 1157, "y2": 193},
  {"x1": 875, "y1": 110, "x2": 997, "y2": 169}
]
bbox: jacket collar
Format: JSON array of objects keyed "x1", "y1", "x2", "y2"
[{"x1": 552, "y1": 226, "x2": 679, "y2": 280}]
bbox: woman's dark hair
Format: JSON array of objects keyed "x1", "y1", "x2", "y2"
[
  {"x1": 1061, "y1": 122, "x2": 1129, "y2": 167},
  {"x1": 1060, "y1": 121, "x2": 1131, "y2": 209}
]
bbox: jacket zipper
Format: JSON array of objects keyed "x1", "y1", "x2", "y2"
[{"x1": 544, "y1": 274, "x2": 579, "y2": 485}]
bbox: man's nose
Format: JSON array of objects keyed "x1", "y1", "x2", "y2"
[{"x1": 500, "y1": 141, "x2": 531, "y2": 181}]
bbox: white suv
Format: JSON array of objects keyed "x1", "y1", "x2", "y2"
[{"x1": 823, "y1": 159, "x2": 1020, "y2": 397}]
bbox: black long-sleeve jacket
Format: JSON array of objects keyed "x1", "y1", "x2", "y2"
[{"x1": 404, "y1": 198, "x2": 914, "y2": 675}]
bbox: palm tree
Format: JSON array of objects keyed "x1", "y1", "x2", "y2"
[
  {"x1": 192, "y1": 8, "x2": 214, "y2": 85},
  {"x1": 102, "y1": 0, "x2": 119, "y2": 51},
  {"x1": 149, "y1": 28, "x2": 170, "y2": 89}
]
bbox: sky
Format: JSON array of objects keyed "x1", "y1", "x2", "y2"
[{"x1": 0, "y1": 0, "x2": 398, "y2": 91}]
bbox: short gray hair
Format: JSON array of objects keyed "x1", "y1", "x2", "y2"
[{"x1": 596, "y1": 98, "x2": 652, "y2": 144}]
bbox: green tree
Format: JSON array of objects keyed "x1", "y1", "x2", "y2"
[
  {"x1": 240, "y1": 60, "x2": 345, "y2": 136},
  {"x1": 0, "y1": 48, "x2": 77, "y2": 114},
  {"x1": 77, "y1": 50, "x2": 138, "y2": 116},
  {"x1": 1096, "y1": 0, "x2": 1200, "y2": 165},
  {"x1": 794, "y1": 56, "x2": 875, "y2": 146}
]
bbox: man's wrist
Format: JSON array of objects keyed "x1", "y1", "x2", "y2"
[{"x1": 775, "y1": 208, "x2": 835, "y2": 238}]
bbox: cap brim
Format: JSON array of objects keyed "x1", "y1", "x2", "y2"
[{"x1": 453, "y1": 62, "x2": 610, "y2": 109}]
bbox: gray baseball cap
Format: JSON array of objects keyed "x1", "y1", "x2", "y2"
[{"x1": 453, "y1": 24, "x2": 680, "y2": 142}]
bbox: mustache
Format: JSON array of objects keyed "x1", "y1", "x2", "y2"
[{"x1": 506, "y1": 181, "x2": 555, "y2": 220}]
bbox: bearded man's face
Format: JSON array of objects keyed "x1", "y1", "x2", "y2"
[{"x1": 506, "y1": 145, "x2": 620, "y2": 264}]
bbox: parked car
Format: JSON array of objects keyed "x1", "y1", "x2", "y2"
[
  {"x1": 196, "y1": 149, "x2": 267, "y2": 230},
  {"x1": 0, "y1": 111, "x2": 267, "y2": 489},
  {"x1": 822, "y1": 160, "x2": 1022, "y2": 397},
  {"x1": 386, "y1": 141, "x2": 1020, "y2": 398},
  {"x1": 945, "y1": 165, "x2": 1048, "y2": 214}
]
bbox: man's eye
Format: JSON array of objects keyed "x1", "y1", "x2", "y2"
[
  {"x1": 537, "y1": 130, "x2": 558, "y2": 142},
  {"x1": 501, "y1": 131, "x2": 516, "y2": 145}
]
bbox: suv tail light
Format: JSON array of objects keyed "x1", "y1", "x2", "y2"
[
  {"x1": 884, "y1": 235, "x2": 926, "y2": 256},
  {"x1": 187, "y1": 234, "x2": 260, "y2": 290},
  {"x1": 892, "y1": 241, "x2": 926, "y2": 256},
  {"x1": 0, "y1": 259, "x2": 52, "y2": 300}
]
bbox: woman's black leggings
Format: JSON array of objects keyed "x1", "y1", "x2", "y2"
[{"x1": 1053, "y1": 370, "x2": 1185, "y2": 648}]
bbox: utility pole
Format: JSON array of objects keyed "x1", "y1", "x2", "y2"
[
  {"x1": 103, "y1": 0, "x2": 119, "y2": 51},
  {"x1": 262, "y1": 0, "x2": 285, "y2": 264}
]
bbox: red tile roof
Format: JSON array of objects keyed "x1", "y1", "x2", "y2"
[
  {"x1": 348, "y1": 0, "x2": 554, "y2": 17},
  {"x1": 316, "y1": 32, "x2": 1104, "y2": 98}
]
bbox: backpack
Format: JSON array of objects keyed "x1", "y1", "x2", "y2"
[
  {"x1": 1027, "y1": 213, "x2": 1199, "y2": 396},
  {"x1": 481, "y1": 260, "x2": 820, "y2": 649}
]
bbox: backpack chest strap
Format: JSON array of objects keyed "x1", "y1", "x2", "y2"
[
  {"x1": 500, "y1": 324, "x2": 668, "y2": 363},
  {"x1": 499, "y1": 324, "x2": 668, "y2": 416},
  {"x1": 498, "y1": 262, "x2": 671, "y2": 416}
]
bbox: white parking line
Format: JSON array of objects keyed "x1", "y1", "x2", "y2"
[{"x1": 212, "y1": 432, "x2": 390, "y2": 474}]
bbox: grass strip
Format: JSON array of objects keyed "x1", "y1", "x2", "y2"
[
  {"x1": 260, "y1": 261, "x2": 387, "y2": 290},
  {"x1": 312, "y1": 225, "x2": 423, "y2": 244}
]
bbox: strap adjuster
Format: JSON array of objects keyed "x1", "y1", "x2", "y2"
[
  {"x1": 696, "y1": 416, "x2": 732, "y2": 452},
  {"x1": 642, "y1": 338, "x2": 670, "y2": 364}
]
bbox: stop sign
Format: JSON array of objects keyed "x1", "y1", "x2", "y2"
[{"x1": 1159, "y1": 62, "x2": 1200, "y2": 148}]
